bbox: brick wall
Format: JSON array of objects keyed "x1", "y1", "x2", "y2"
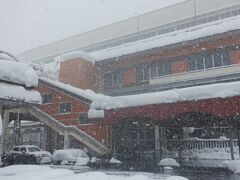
[
  {"x1": 123, "y1": 67, "x2": 137, "y2": 86},
  {"x1": 59, "y1": 58, "x2": 95, "y2": 90},
  {"x1": 36, "y1": 83, "x2": 109, "y2": 146},
  {"x1": 230, "y1": 49, "x2": 240, "y2": 64},
  {"x1": 171, "y1": 60, "x2": 188, "y2": 74}
]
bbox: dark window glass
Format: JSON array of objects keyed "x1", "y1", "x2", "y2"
[
  {"x1": 12, "y1": 147, "x2": 19, "y2": 151},
  {"x1": 196, "y1": 57, "x2": 204, "y2": 70},
  {"x1": 104, "y1": 73, "x2": 113, "y2": 87},
  {"x1": 205, "y1": 54, "x2": 213, "y2": 69},
  {"x1": 150, "y1": 63, "x2": 157, "y2": 78},
  {"x1": 104, "y1": 71, "x2": 122, "y2": 87},
  {"x1": 157, "y1": 61, "x2": 170, "y2": 76},
  {"x1": 188, "y1": 57, "x2": 196, "y2": 71},
  {"x1": 20, "y1": 147, "x2": 26, "y2": 152},
  {"x1": 42, "y1": 94, "x2": 52, "y2": 104},
  {"x1": 59, "y1": 103, "x2": 71, "y2": 114},
  {"x1": 137, "y1": 64, "x2": 150, "y2": 81},
  {"x1": 222, "y1": 50, "x2": 230, "y2": 66},
  {"x1": 78, "y1": 113, "x2": 90, "y2": 124},
  {"x1": 214, "y1": 52, "x2": 222, "y2": 67}
]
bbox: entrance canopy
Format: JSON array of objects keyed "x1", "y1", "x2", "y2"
[{"x1": 101, "y1": 81, "x2": 240, "y2": 128}]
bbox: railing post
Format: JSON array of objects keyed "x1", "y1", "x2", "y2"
[{"x1": 64, "y1": 130, "x2": 71, "y2": 149}]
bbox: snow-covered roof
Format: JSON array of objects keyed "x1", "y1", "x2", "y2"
[
  {"x1": 90, "y1": 16, "x2": 240, "y2": 61},
  {"x1": 91, "y1": 81, "x2": 240, "y2": 111},
  {"x1": 39, "y1": 77, "x2": 108, "y2": 103},
  {"x1": 0, "y1": 60, "x2": 38, "y2": 88},
  {"x1": 0, "y1": 82, "x2": 41, "y2": 104},
  {"x1": 54, "y1": 50, "x2": 97, "y2": 64}
]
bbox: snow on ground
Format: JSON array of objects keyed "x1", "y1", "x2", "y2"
[
  {"x1": 0, "y1": 165, "x2": 189, "y2": 180},
  {"x1": 0, "y1": 82, "x2": 41, "y2": 104},
  {"x1": 0, "y1": 60, "x2": 38, "y2": 88},
  {"x1": 219, "y1": 160, "x2": 240, "y2": 174},
  {"x1": 90, "y1": 16, "x2": 240, "y2": 61}
]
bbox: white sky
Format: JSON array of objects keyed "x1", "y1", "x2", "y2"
[{"x1": 0, "y1": 0, "x2": 186, "y2": 55}]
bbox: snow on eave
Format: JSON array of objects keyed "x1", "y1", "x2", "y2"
[
  {"x1": 90, "y1": 16, "x2": 240, "y2": 61},
  {"x1": 54, "y1": 50, "x2": 97, "y2": 64},
  {"x1": 91, "y1": 81, "x2": 240, "y2": 111},
  {"x1": 0, "y1": 82, "x2": 41, "y2": 104},
  {"x1": 0, "y1": 60, "x2": 38, "y2": 88},
  {"x1": 39, "y1": 77, "x2": 108, "y2": 104}
]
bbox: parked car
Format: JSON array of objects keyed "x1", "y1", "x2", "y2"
[
  {"x1": 52, "y1": 149, "x2": 90, "y2": 165},
  {"x1": 2, "y1": 145, "x2": 51, "y2": 166}
]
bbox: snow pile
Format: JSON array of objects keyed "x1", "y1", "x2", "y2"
[
  {"x1": 91, "y1": 81, "x2": 240, "y2": 111},
  {"x1": 90, "y1": 16, "x2": 240, "y2": 61},
  {"x1": 42, "y1": 61, "x2": 60, "y2": 80},
  {"x1": 219, "y1": 160, "x2": 240, "y2": 174},
  {"x1": 52, "y1": 149, "x2": 89, "y2": 165},
  {"x1": 0, "y1": 60, "x2": 38, "y2": 87},
  {"x1": 109, "y1": 157, "x2": 122, "y2": 164},
  {"x1": 158, "y1": 158, "x2": 180, "y2": 167},
  {"x1": 0, "y1": 165, "x2": 188, "y2": 180},
  {"x1": 0, "y1": 82, "x2": 41, "y2": 103}
]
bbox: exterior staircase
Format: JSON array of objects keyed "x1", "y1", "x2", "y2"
[{"x1": 27, "y1": 105, "x2": 110, "y2": 156}]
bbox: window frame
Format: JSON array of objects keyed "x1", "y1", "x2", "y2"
[{"x1": 59, "y1": 102, "x2": 72, "y2": 114}]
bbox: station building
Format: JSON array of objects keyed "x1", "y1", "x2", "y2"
[{"x1": 12, "y1": 0, "x2": 240, "y2": 167}]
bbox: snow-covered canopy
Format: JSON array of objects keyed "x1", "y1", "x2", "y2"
[
  {"x1": 90, "y1": 81, "x2": 240, "y2": 112},
  {"x1": 40, "y1": 78, "x2": 240, "y2": 119},
  {"x1": 0, "y1": 82, "x2": 41, "y2": 104},
  {"x1": 90, "y1": 16, "x2": 240, "y2": 61},
  {"x1": 0, "y1": 60, "x2": 38, "y2": 88}
]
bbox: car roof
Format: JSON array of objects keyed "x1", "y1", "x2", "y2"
[{"x1": 13, "y1": 145, "x2": 39, "y2": 148}]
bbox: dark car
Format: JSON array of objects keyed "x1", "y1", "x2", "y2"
[{"x1": 1, "y1": 145, "x2": 51, "y2": 166}]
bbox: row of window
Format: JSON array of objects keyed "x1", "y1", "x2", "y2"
[
  {"x1": 42, "y1": 94, "x2": 90, "y2": 124},
  {"x1": 83, "y1": 6, "x2": 240, "y2": 53},
  {"x1": 188, "y1": 50, "x2": 230, "y2": 71},
  {"x1": 104, "y1": 49, "x2": 231, "y2": 87}
]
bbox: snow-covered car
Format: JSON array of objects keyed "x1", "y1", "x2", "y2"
[
  {"x1": 52, "y1": 149, "x2": 90, "y2": 165},
  {"x1": 3, "y1": 145, "x2": 52, "y2": 165}
]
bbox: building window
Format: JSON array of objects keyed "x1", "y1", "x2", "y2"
[
  {"x1": 137, "y1": 64, "x2": 150, "y2": 82},
  {"x1": 42, "y1": 94, "x2": 52, "y2": 104},
  {"x1": 104, "y1": 71, "x2": 122, "y2": 87},
  {"x1": 78, "y1": 113, "x2": 90, "y2": 124},
  {"x1": 188, "y1": 49, "x2": 230, "y2": 72},
  {"x1": 59, "y1": 103, "x2": 71, "y2": 114}
]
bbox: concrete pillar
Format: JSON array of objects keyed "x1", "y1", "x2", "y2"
[
  {"x1": 63, "y1": 131, "x2": 71, "y2": 149},
  {"x1": 42, "y1": 125, "x2": 47, "y2": 150},
  {"x1": 154, "y1": 125, "x2": 160, "y2": 151},
  {"x1": 0, "y1": 110, "x2": 9, "y2": 154},
  {"x1": 159, "y1": 126, "x2": 167, "y2": 159},
  {"x1": 14, "y1": 112, "x2": 21, "y2": 145}
]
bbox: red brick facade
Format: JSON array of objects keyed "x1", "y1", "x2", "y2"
[{"x1": 36, "y1": 82, "x2": 109, "y2": 146}]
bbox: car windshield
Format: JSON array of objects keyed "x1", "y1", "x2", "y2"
[{"x1": 27, "y1": 147, "x2": 41, "y2": 152}]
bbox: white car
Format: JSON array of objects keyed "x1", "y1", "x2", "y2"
[
  {"x1": 52, "y1": 149, "x2": 90, "y2": 165},
  {"x1": 10, "y1": 145, "x2": 52, "y2": 164}
]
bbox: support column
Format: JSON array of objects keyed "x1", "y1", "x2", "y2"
[
  {"x1": 63, "y1": 131, "x2": 71, "y2": 149},
  {"x1": 159, "y1": 126, "x2": 167, "y2": 159},
  {"x1": 0, "y1": 110, "x2": 9, "y2": 155},
  {"x1": 42, "y1": 125, "x2": 47, "y2": 150}
]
